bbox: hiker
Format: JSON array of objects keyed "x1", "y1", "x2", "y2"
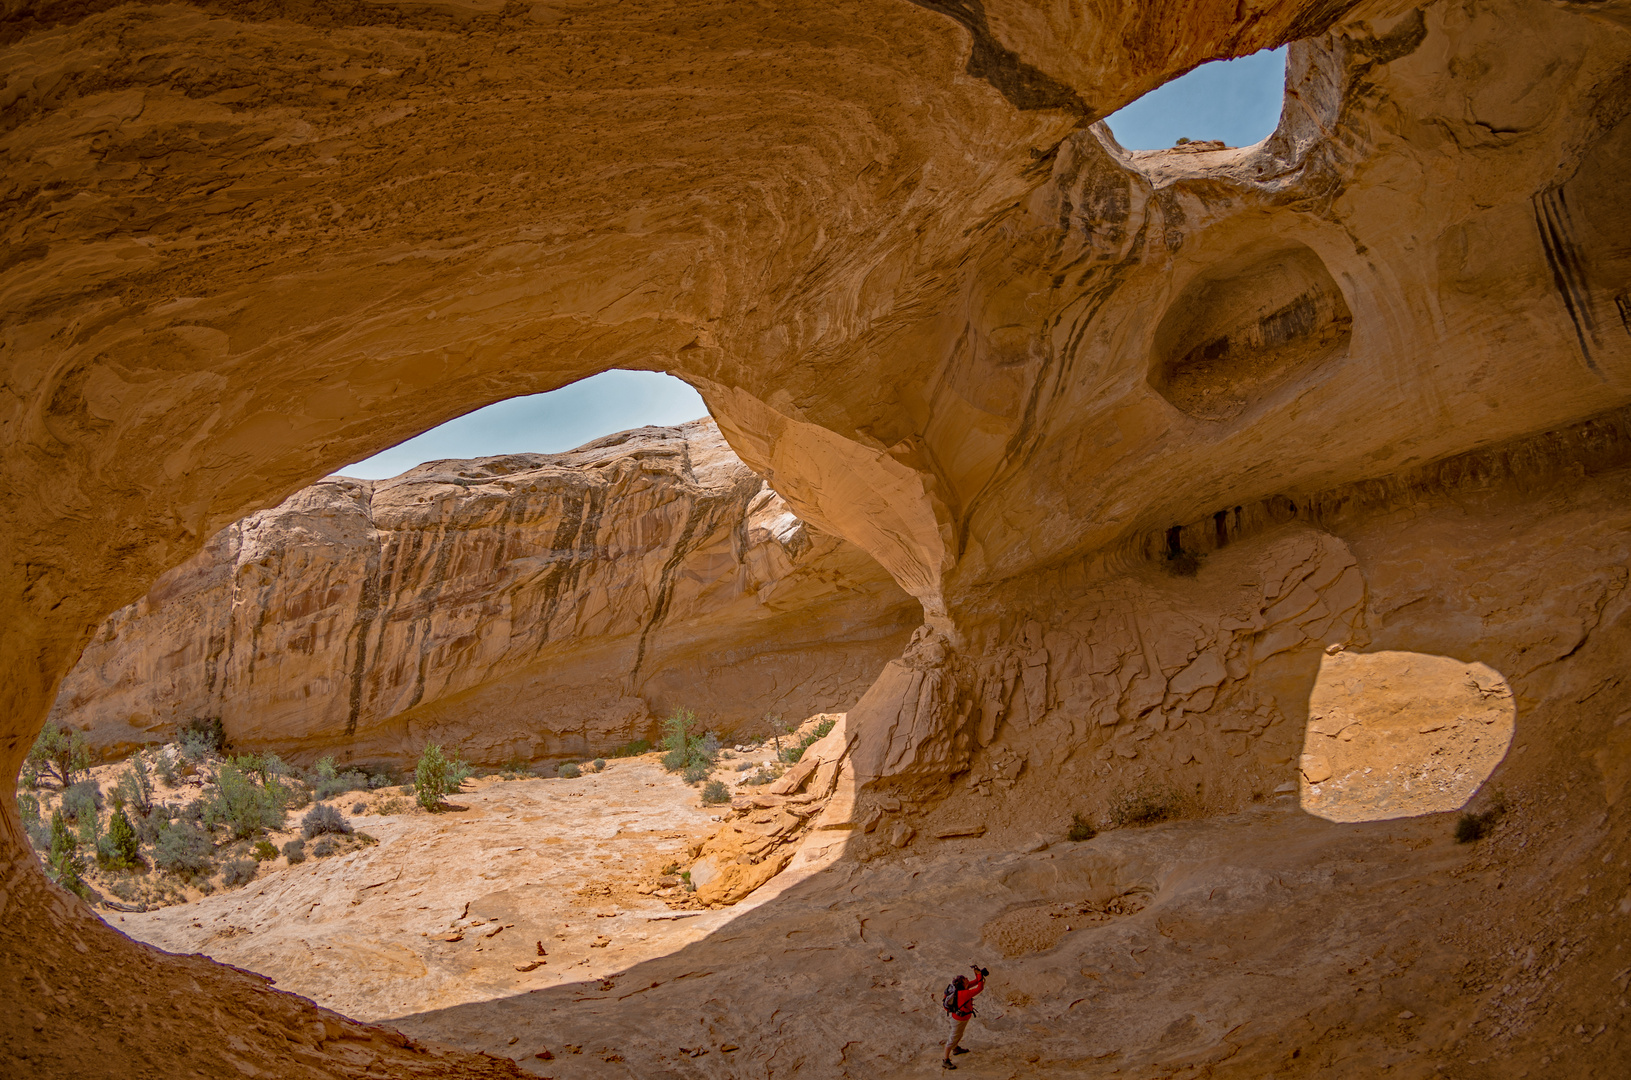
[{"x1": 941, "y1": 963, "x2": 987, "y2": 1069}]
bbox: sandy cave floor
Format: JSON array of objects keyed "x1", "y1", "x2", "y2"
[{"x1": 106, "y1": 755, "x2": 1631, "y2": 1079}]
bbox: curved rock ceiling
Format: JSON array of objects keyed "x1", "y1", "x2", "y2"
[{"x1": 4, "y1": 0, "x2": 1631, "y2": 1075}]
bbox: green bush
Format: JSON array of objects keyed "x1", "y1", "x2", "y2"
[
  {"x1": 251, "y1": 840, "x2": 279, "y2": 861},
  {"x1": 682, "y1": 764, "x2": 711, "y2": 784},
  {"x1": 27, "y1": 720, "x2": 90, "y2": 788},
  {"x1": 1067, "y1": 812, "x2": 1097, "y2": 842},
  {"x1": 153, "y1": 823, "x2": 215, "y2": 877},
  {"x1": 413, "y1": 744, "x2": 473, "y2": 810},
  {"x1": 19, "y1": 793, "x2": 47, "y2": 850},
  {"x1": 206, "y1": 763, "x2": 287, "y2": 839},
  {"x1": 316, "y1": 770, "x2": 369, "y2": 801},
  {"x1": 778, "y1": 720, "x2": 836, "y2": 765},
  {"x1": 47, "y1": 810, "x2": 89, "y2": 898},
  {"x1": 661, "y1": 708, "x2": 719, "y2": 776},
  {"x1": 744, "y1": 768, "x2": 778, "y2": 786},
  {"x1": 60, "y1": 781, "x2": 103, "y2": 823},
  {"x1": 701, "y1": 780, "x2": 731, "y2": 805},
  {"x1": 312, "y1": 836, "x2": 338, "y2": 858},
  {"x1": 178, "y1": 717, "x2": 225, "y2": 760},
  {"x1": 611, "y1": 740, "x2": 651, "y2": 758},
  {"x1": 282, "y1": 838, "x2": 307, "y2": 865},
  {"x1": 314, "y1": 755, "x2": 338, "y2": 782},
  {"x1": 558, "y1": 762, "x2": 582, "y2": 779},
  {"x1": 155, "y1": 753, "x2": 178, "y2": 787},
  {"x1": 221, "y1": 858, "x2": 258, "y2": 887},
  {"x1": 114, "y1": 754, "x2": 156, "y2": 817},
  {"x1": 301, "y1": 803, "x2": 352, "y2": 839},
  {"x1": 106, "y1": 808, "x2": 141, "y2": 867},
  {"x1": 592, "y1": 758, "x2": 607, "y2": 772}
]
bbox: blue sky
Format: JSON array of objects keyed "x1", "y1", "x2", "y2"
[
  {"x1": 340, "y1": 370, "x2": 707, "y2": 479},
  {"x1": 341, "y1": 52, "x2": 1287, "y2": 479},
  {"x1": 1104, "y1": 47, "x2": 1286, "y2": 150}
]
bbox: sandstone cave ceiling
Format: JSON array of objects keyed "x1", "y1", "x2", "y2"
[{"x1": 4, "y1": 0, "x2": 1631, "y2": 1075}]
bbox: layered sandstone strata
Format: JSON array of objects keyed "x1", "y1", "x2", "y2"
[
  {"x1": 5, "y1": 0, "x2": 1631, "y2": 1077},
  {"x1": 49, "y1": 420, "x2": 918, "y2": 765}
]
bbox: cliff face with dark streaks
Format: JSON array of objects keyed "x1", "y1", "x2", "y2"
[{"x1": 50, "y1": 420, "x2": 920, "y2": 765}]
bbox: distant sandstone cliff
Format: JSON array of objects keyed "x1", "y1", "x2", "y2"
[{"x1": 52, "y1": 420, "x2": 920, "y2": 766}]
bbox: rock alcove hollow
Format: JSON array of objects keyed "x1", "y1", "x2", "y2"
[{"x1": 1149, "y1": 240, "x2": 1355, "y2": 422}]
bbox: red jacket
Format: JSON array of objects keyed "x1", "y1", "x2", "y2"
[{"x1": 949, "y1": 972, "x2": 984, "y2": 1018}]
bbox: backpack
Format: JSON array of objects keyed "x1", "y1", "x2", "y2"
[{"x1": 943, "y1": 981, "x2": 959, "y2": 1013}]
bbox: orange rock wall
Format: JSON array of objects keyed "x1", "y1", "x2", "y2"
[{"x1": 49, "y1": 420, "x2": 919, "y2": 765}]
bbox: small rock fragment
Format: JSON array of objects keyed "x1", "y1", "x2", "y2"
[
  {"x1": 590, "y1": 935, "x2": 611, "y2": 948},
  {"x1": 535, "y1": 1049, "x2": 554, "y2": 1060},
  {"x1": 1300, "y1": 754, "x2": 1333, "y2": 783}
]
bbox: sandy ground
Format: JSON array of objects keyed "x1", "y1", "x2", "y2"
[
  {"x1": 111, "y1": 754, "x2": 1629, "y2": 1079},
  {"x1": 115, "y1": 759, "x2": 751, "y2": 1019}
]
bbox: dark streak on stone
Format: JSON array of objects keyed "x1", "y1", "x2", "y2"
[
  {"x1": 1533, "y1": 186, "x2": 1602, "y2": 374},
  {"x1": 905, "y1": 0, "x2": 1088, "y2": 115}
]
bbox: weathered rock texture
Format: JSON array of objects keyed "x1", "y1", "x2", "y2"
[
  {"x1": 48, "y1": 419, "x2": 919, "y2": 765},
  {"x1": 5, "y1": 0, "x2": 1631, "y2": 1076}
]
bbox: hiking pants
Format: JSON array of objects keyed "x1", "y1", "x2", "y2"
[{"x1": 945, "y1": 1012, "x2": 969, "y2": 1056}]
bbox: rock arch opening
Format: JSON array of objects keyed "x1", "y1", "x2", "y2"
[
  {"x1": 1104, "y1": 46, "x2": 1288, "y2": 150},
  {"x1": 1148, "y1": 239, "x2": 1354, "y2": 421},
  {"x1": 338, "y1": 370, "x2": 707, "y2": 479},
  {"x1": 1299, "y1": 650, "x2": 1515, "y2": 823}
]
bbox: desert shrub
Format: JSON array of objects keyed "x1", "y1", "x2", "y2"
[
  {"x1": 179, "y1": 717, "x2": 225, "y2": 760},
  {"x1": 611, "y1": 739, "x2": 650, "y2": 758},
  {"x1": 196, "y1": 878, "x2": 216, "y2": 896},
  {"x1": 251, "y1": 840, "x2": 279, "y2": 861},
  {"x1": 682, "y1": 764, "x2": 711, "y2": 784},
  {"x1": 316, "y1": 769, "x2": 369, "y2": 801},
  {"x1": 207, "y1": 763, "x2": 287, "y2": 839},
  {"x1": 1067, "y1": 812, "x2": 1097, "y2": 842},
  {"x1": 134, "y1": 804, "x2": 173, "y2": 845},
  {"x1": 501, "y1": 754, "x2": 529, "y2": 778},
  {"x1": 106, "y1": 808, "x2": 141, "y2": 867},
  {"x1": 154, "y1": 752, "x2": 178, "y2": 787},
  {"x1": 778, "y1": 719, "x2": 836, "y2": 765},
  {"x1": 701, "y1": 780, "x2": 731, "y2": 805},
  {"x1": 180, "y1": 799, "x2": 206, "y2": 824},
  {"x1": 46, "y1": 810, "x2": 89, "y2": 897},
  {"x1": 661, "y1": 709, "x2": 718, "y2": 775},
  {"x1": 745, "y1": 768, "x2": 778, "y2": 786},
  {"x1": 368, "y1": 772, "x2": 394, "y2": 789},
  {"x1": 26, "y1": 720, "x2": 91, "y2": 788},
  {"x1": 736, "y1": 760, "x2": 753, "y2": 772},
  {"x1": 312, "y1": 836, "x2": 337, "y2": 858},
  {"x1": 153, "y1": 822, "x2": 214, "y2": 876},
  {"x1": 376, "y1": 795, "x2": 407, "y2": 815},
  {"x1": 350, "y1": 801, "x2": 366, "y2": 814},
  {"x1": 60, "y1": 780, "x2": 103, "y2": 823},
  {"x1": 221, "y1": 858, "x2": 258, "y2": 887},
  {"x1": 19, "y1": 794, "x2": 47, "y2": 849},
  {"x1": 765, "y1": 711, "x2": 793, "y2": 758},
  {"x1": 282, "y1": 838, "x2": 307, "y2": 865},
  {"x1": 413, "y1": 744, "x2": 472, "y2": 810},
  {"x1": 301, "y1": 803, "x2": 352, "y2": 839},
  {"x1": 592, "y1": 758, "x2": 607, "y2": 772},
  {"x1": 114, "y1": 754, "x2": 156, "y2": 817},
  {"x1": 1108, "y1": 783, "x2": 1189, "y2": 828},
  {"x1": 314, "y1": 755, "x2": 338, "y2": 782},
  {"x1": 558, "y1": 762, "x2": 582, "y2": 779},
  {"x1": 355, "y1": 831, "x2": 378, "y2": 846},
  {"x1": 283, "y1": 782, "x2": 312, "y2": 810}
]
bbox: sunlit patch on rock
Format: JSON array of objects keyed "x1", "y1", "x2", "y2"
[{"x1": 1300, "y1": 650, "x2": 1514, "y2": 822}]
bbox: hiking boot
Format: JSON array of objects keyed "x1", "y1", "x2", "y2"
[
  {"x1": 942, "y1": 1062, "x2": 956, "y2": 1071},
  {"x1": 953, "y1": 1047, "x2": 971, "y2": 1055}
]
